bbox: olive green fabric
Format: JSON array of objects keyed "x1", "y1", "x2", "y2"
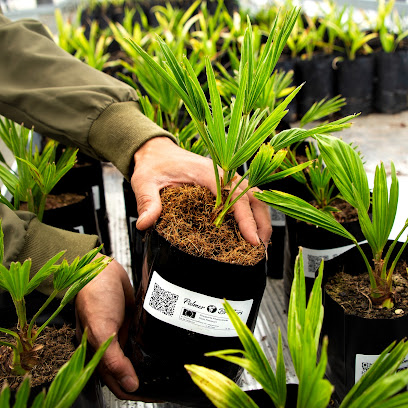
[
  {"x1": 15, "y1": 216, "x2": 99, "y2": 296},
  {"x1": 0, "y1": 204, "x2": 35, "y2": 269},
  {"x1": 0, "y1": 14, "x2": 175, "y2": 180},
  {"x1": 88, "y1": 101, "x2": 176, "y2": 178},
  {"x1": 0, "y1": 203, "x2": 99, "y2": 296}
]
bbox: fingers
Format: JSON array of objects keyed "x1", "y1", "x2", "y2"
[
  {"x1": 98, "y1": 339, "x2": 139, "y2": 397},
  {"x1": 132, "y1": 180, "x2": 163, "y2": 231},
  {"x1": 98, "y1": 340, "x2": 160, "y2": 403},
  {"x1": 231, "y1": 192, "x2": 261, "y2": 246},
  {"x1": 248, "y1": 187, "x2": 272, "y2": 245},
  {"x1": 230, "y1": 181, "x2": 272, "y2": 247},
  {"x1": 131, "y1": 137, "x2": 217, "y2": 230}
]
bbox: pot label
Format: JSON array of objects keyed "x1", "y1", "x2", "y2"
[
  {"x1": 143, "y1": 271, "x2": 253, "y2": 337},
  {"x1": 302, "y1": 240, "x2": 368, "y2": 278},
  {"x1": 73, "y1": 225, "x2": 85, "y2": 234},
  {"x1": 92, "y1": 185, "x2": 100, "y2": 210},
  {"x1": 270, "y1": 207, "x2": 286, "y2": 227},
  {"x1": 355, "y1": 353, "x2": 408, "y2": 383}
]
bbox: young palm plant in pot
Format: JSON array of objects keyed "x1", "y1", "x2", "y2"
[
  {"x1": 326, "y1": 6, "x2": 378, "y2": 116},
  {"x1": 0, "y1": 119, "x2": 101, "y2": 238},
  {"x1": 0, "y1": 218, "x2": 112, "y2": 405},
  {"x1": 265, "y1": 95, "x2": 349, "y2": 282},
  {"x1": 372, "y1": 0, "x2": 408, "y2": 113},
  {"x1": 185, "y1": 248, "x2": 408, "y2": 408},
  {"x1": 255, "y1": 134, "x2": 408, "y2": 398},
  {"x1": 0, "y1": 329, "x2": 113, "y2": 408},
  {"x1": 123, "y1": 6, "x2": 356, "y2": 405}
]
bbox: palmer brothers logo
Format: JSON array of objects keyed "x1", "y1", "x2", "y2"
[{"x1": 183, "y1": 298, "x2": 243, "y2": 315}]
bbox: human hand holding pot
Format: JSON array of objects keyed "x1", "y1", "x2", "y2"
[
  {"x1": 75, "y1": 256, "x2": 154, "y2": 401},
  {"x1": 131, "y1": 136, "x2": 272, "y2": 246}
]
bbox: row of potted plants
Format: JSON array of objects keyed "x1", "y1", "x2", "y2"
[
  {"x1": 55, "y1": 0, "x2": 408, "y2": 120},
  {"x1": 0, "y1": 119, "x2": 111, "y2": 255}
]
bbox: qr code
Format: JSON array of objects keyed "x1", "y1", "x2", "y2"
[
  {"x1": 148, "y1": 283, "x2": 179, "y2": 317},
  {"x1": 307, "y1": 254, "x2": 331, "y2": 275},
  {"x1": 270, "y1": 208, "x2": 285, "y2": 222},
  {"x1": 361, "y1": 361, "x2": 373, "y2": 375}
]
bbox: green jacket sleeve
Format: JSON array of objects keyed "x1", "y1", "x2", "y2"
[
  {"x1": 0, "y1": 203, "x2": 99, "y2": 296},
  {"x1": 0, "y1": 14, "x2": 175, "y2": 179}
]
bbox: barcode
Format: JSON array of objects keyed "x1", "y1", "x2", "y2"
[{"x1": 148, "y1": 283, "x2": 179, "y2": 316}]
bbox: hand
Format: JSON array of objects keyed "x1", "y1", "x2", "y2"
[
  {"x1": 131, "y1": 137, "x2": 272, "y2": 246},
  {"x1": 75, "y1": 256, "x2": 150, "y2": 401}
]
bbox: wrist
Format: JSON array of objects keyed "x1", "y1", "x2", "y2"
[{"x1": 133, "y1": 136, "x2": 176, "y2": 168}]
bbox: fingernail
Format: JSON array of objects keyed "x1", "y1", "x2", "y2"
[
  {"x1": 136, "y1": 211, "x2": 147, "y2": 226},
  {"x1": 119, "y1": 375, "x2": 138, "y2": 392}
]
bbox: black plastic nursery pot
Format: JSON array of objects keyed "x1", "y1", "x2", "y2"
[
  {"x1": 42, "y1": 192, "x2": 99, "y2": 238},
  {"x1": 122, "y1": 179, "x2": 146, "y2": 278},
  {"x1": 261, "y1": 179, "x2": 309, "y2": 280},
  {"x1": 257, "y1": 140, "x2": 311, "y2": 280},
  {"x1": 51, "y1": 152, "x2": 111, "y2": 255},
  {"x1": 322, "y1": 241, "x2": 408, "y2": 401},
  {"x1": 126, "y1": 228, "x2": 267, "y2": 406},
  {"x1": 247, "y1": 384, "x2": 299, "y2": 408},
  {"x1": 375, "y1": 50, "x2": 408, "y2": 114},
  {"x1": 335, "y1": 55, "x2": 375, "y2": 116},
  {"x1": 266, "y1": 207, "x2": 286, "y2": 279},
  {"x1": 283, "y1": 213, "x2": 365, "y2": 308},
  {"x1": 295, "y1": 55, "x2": 335, "y2": 118}
]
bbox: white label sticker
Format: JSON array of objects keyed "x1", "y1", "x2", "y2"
[
  {"x1": 270, "y1": 207, "x2": 286, "y2": 227},
  {"x1": 143, "y1": 271, "x2": 253, "y2": 337},
  {"x1": 355, "y1": 353, "x2": 408, "y2": 383},
  {"x1": 73, "y1": 225, "x2": 85, "y2": 234},
  {"x1": 302, "y1": 240, "x2": 367, "y2": 278},
  {"x1": 92, "y1": 185, "x2": 101, "y2": 210},
  {"x1": 129, "y1": 216, "x2": 137, "y2": 240}
]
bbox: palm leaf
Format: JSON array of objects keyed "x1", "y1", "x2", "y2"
[
  {"x1": 185, "y1": 364, "x2": 259, "y2": 408},
  {"x1": 255, "y1": 190, "x2": 356, "y2": 241},
  {"x1": 314, "y1": 133, "x2": 370, "y2": 212}
]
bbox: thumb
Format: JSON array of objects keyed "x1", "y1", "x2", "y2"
[
  {"x1": 99, "y1": 340, "x2": 139, "y2": 395},
  {"x1": 133, "y1": 181, "x2": 162, "y2": 230}
]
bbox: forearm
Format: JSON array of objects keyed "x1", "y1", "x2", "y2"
[{"x1": 0, "y1": 14, "x2": 175, "y2": 179}]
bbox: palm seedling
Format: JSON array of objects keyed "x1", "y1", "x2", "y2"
[
  {"x1": 286, "y1": 12, "x2": 326, "y2": 60},
  {"x1": 220, "y1": 7, "x2": 263, "y2": 67},
  {"x1": 107, "y1": 8, "x2": 151, "y2": 62},
  {"x1": 277, "y1": 96, "x2": 348, "y2": 214},
  {"x1": 324, "y1": 6, "x2": 378, "y2": 61},
  {"x1": 68, "y1": 20, "x2": 113, "y2": 71},
  {"x1": 128, "y1": 8, "x2": 355, "y2": 228},
  {"x1": 112, "y1": 3, "x2": 206, "y2": 135},
  {"x1": 188, "y1": 0, "x2": 229, "y2": 64},
  {"x1": 316, "y1": 0, "x2": 347, "y2": 56},
  {"x1": 0, "y1": 119, "x2": 77, "y2": 221},
  {"x1": 54, "y1": 8, "x2": 83, "y2": 55},
  {"x1": 0, "y1": 329, "x2": 113, "y2": 408},
  {"x1": 0, "y1": 219, "x2": 111, "y2": 375},
  {"x1": 373, "y1": 0, "x2": 408, "y2": 53},
  {"x1": 216, "y1": 59, "x2": 295, "y2": 113},
  {"x1": 256, "y1": 134, "x2": 408, "y2": 309},
  {"x1": 185, "y1": 248, "x2": 408, "y2": 408}
]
